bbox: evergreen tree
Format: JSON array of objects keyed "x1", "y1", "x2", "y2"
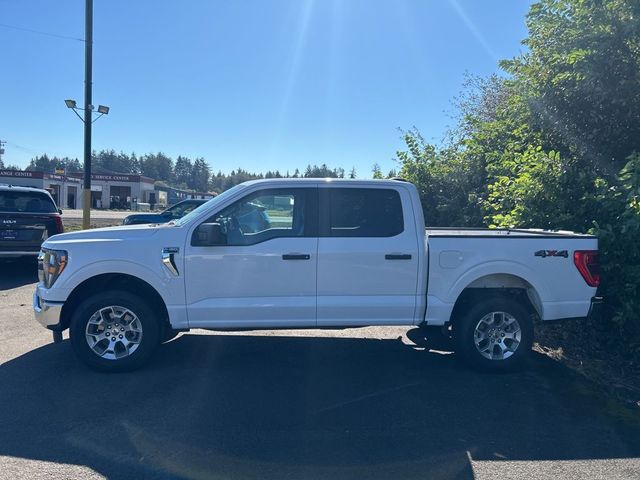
[
  {"x1": 191, "y1": 158, "x2": 211, "y2": 192},
  {"x1": 372, "y1": 163, "x2": 383, "y2": 179},
  {"x1": 174, "y1": 156, "x2": 193, "y2": 187}
]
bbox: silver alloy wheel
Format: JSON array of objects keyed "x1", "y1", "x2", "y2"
[
  {"x1": 473, "y1": 311, "x2": 522, "y2": 361},
  {"x1": 85, "y1": 306, "x2": 143, "y2": 360}
]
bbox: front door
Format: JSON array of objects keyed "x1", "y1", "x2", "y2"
[
  {"x1": 317, "y1": 186, "x2": 419, "y2": 326},
  {"x1": 184, "y1": 187, "x2": 318, "y2": 328}
]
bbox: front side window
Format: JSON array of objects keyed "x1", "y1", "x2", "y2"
[
  {"x1": 203, "y1": 188, "x2": 312, "y2": 246},
  {"x1": 324, "y1": 188, "x2": 404, "y2": 237}
]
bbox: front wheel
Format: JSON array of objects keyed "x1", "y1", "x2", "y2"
[
  {"x1": 454, "y1": 297, "x2": 533, "y2": 372},
  {"x1": 69, "y1": 291, "x2": 161, "y2": 372}
]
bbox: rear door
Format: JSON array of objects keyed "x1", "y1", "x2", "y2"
[{"x1": 317, "y1": 185, "x2": 420, "y2": 326}]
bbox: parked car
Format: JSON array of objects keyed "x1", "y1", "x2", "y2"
[
  {"x1": 0, "y1": 184, "x2": 63, "y2": 259},
  {"x1": 122, "y1": 199, "x2": 207, "y2": 225},
  {"x1": 33, "y1": 178, "x2": 600, "y2": 372}
]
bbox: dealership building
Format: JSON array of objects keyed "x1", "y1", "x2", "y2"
[{"x1": 0, "y1": 169, "x2": 157, "y2": 210}]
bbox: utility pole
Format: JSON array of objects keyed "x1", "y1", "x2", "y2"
[
  {"x1": 82, "y1": 0, "x2": 93, "y2": 229},
  {"x1": 64, "y1": 0, "x2": 107, "y2": 226}
]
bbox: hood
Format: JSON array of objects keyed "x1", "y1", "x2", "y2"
[{"x1": 42, "y1": 223, "x2": 165, "y2": 249}]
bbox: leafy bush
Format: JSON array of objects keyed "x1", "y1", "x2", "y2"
[
  {"x1": 594, "y1": 155, "x2": 640, "y2": 360},
  {"x1": 397, "y1": 129, "x2": 484, "y2": 227},
  {"x1": 396, "y1": 0, "x2": 640, "y2": 365}
]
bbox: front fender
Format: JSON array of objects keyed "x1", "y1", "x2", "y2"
[
  {"x1": 51, "y1": 259, "x2": 188, "y2": 329},
  {"x1": 58, "y1": 260, "x2": 171, "y2": 298}
]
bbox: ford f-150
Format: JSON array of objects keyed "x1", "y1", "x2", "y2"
[{"x1": 33, "y1": 179, "x2": 600, "y2": 372}]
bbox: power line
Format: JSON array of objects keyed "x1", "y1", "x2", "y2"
[
  {"x1": 7, "y1": 141, "x2": 40, "y2": 154},
  {"x1": 0, "y1": 23, "x2": 84, "y2": 42}
]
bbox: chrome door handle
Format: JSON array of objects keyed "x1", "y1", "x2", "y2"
[
  {"x1": 282, "y1": 253, "x2": 311, "y2": 260},
  {"x1": 385, "y1": 254, "x2": 412, "y2": 260}
]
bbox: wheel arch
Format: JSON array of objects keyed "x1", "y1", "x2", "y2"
[
  {"x1": 449, "y1": 273, "x2": 543, "y2": 327},
  {"x1": 59, "y1": 273, "x2": 170, "y2": 332}
]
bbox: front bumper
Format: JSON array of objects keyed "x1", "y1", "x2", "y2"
[{"x1": 33, "y1": 284, "x2": 64, "y2": 330}]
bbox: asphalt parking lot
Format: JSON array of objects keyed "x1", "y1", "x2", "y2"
[{"x1": 1, "y1": 260, "x2": 639, "y2": 480}]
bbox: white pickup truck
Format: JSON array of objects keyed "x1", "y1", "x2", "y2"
[{"x1": 33, "y1": 179, "x2": 601, "y2": 372}]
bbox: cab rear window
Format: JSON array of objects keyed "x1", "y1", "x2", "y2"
[{"x1": 0, "y1": 191, "x2": 57, "y2": 213}]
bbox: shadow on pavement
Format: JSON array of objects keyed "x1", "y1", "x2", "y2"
[
  {"x1": 1, "y1": 332, "x2": 639, "y2": 479},
  {"x1": 0, "y1": 258, "x2": 38, "y2": 291}
]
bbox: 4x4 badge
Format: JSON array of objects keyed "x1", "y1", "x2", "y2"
[{"x1": 535, "y1": 250, "x2": 568, "y2": 258}]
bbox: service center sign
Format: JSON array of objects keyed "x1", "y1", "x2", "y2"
[
  {"x1": 92, "y1": 174, "x2": 133, "y2": 182},
  {"x1": 69, "y1": 173, "x2": 140, "y2": 182}
]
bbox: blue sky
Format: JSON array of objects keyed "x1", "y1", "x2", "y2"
[{"x1": 0, "y1": 0, "x2": 532, "y2": 176}]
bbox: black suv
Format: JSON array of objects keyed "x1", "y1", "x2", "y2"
[{"x1": 0, "y1": 185, "x2": 64, "y2": 259}]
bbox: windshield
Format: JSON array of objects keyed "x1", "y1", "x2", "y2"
[
  {"x1": 164, "y1": 200, "x2": 202, "y2": 218},
  {"x1": 173, "y1": 183, "x2": 248, "y2": 226}
]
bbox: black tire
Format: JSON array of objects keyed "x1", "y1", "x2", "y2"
[
  {"x1": 69, "y1": 290, "x2": 161, "y2": 372},
  {"x1": 454, "y1": 296, "x2": 533, "y2": 372}
]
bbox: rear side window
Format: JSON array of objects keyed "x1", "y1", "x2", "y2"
[
  {"x1": 324, "y1": 188, "x2": 404, "y2": 237},
  {"x1": 0, "y1": 191, "x2": 57, "y2": 213}
]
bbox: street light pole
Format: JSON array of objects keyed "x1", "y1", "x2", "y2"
[{"x1": 82, "y1": 0, "x2": 93, "y2": 230}]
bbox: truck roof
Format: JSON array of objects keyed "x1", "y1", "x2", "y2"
[{"x1": 239, "y1": 178, "x2": 410, "y2": 187}]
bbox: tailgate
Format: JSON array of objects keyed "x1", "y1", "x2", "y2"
[{"x1": 0, "y1": 214, "x2": 55, "y2": 250}]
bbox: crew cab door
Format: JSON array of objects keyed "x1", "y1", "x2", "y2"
[
  {"x1": 183, "y1": 187, "x2": 318, "y2": 328},
  {"x1": 317, "y1": 186, "x2": 419, "y2": 326}
]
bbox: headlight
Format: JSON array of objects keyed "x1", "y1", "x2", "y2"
[{"x1": 38, "y1": 248, "x2": 68, "y2": 288}]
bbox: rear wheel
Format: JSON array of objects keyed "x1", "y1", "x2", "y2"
[
  {"x1": 454, "y1": 296, "x2": 533, "y2": 372},
  {"x1": 69, "y1": 291, "x2": 161, "y2": 372}
]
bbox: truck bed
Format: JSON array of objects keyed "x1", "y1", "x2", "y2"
[{"x1": 424, "y1": 228, "x2": 598, "y2": 325}]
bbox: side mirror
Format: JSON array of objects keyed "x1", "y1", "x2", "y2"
[
  {"x1": 58, "y1": 208, "x2": 63, "y2": 215},
  {"x1": 193, "y1": 223, "x2": 226, "y2": 246}
]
